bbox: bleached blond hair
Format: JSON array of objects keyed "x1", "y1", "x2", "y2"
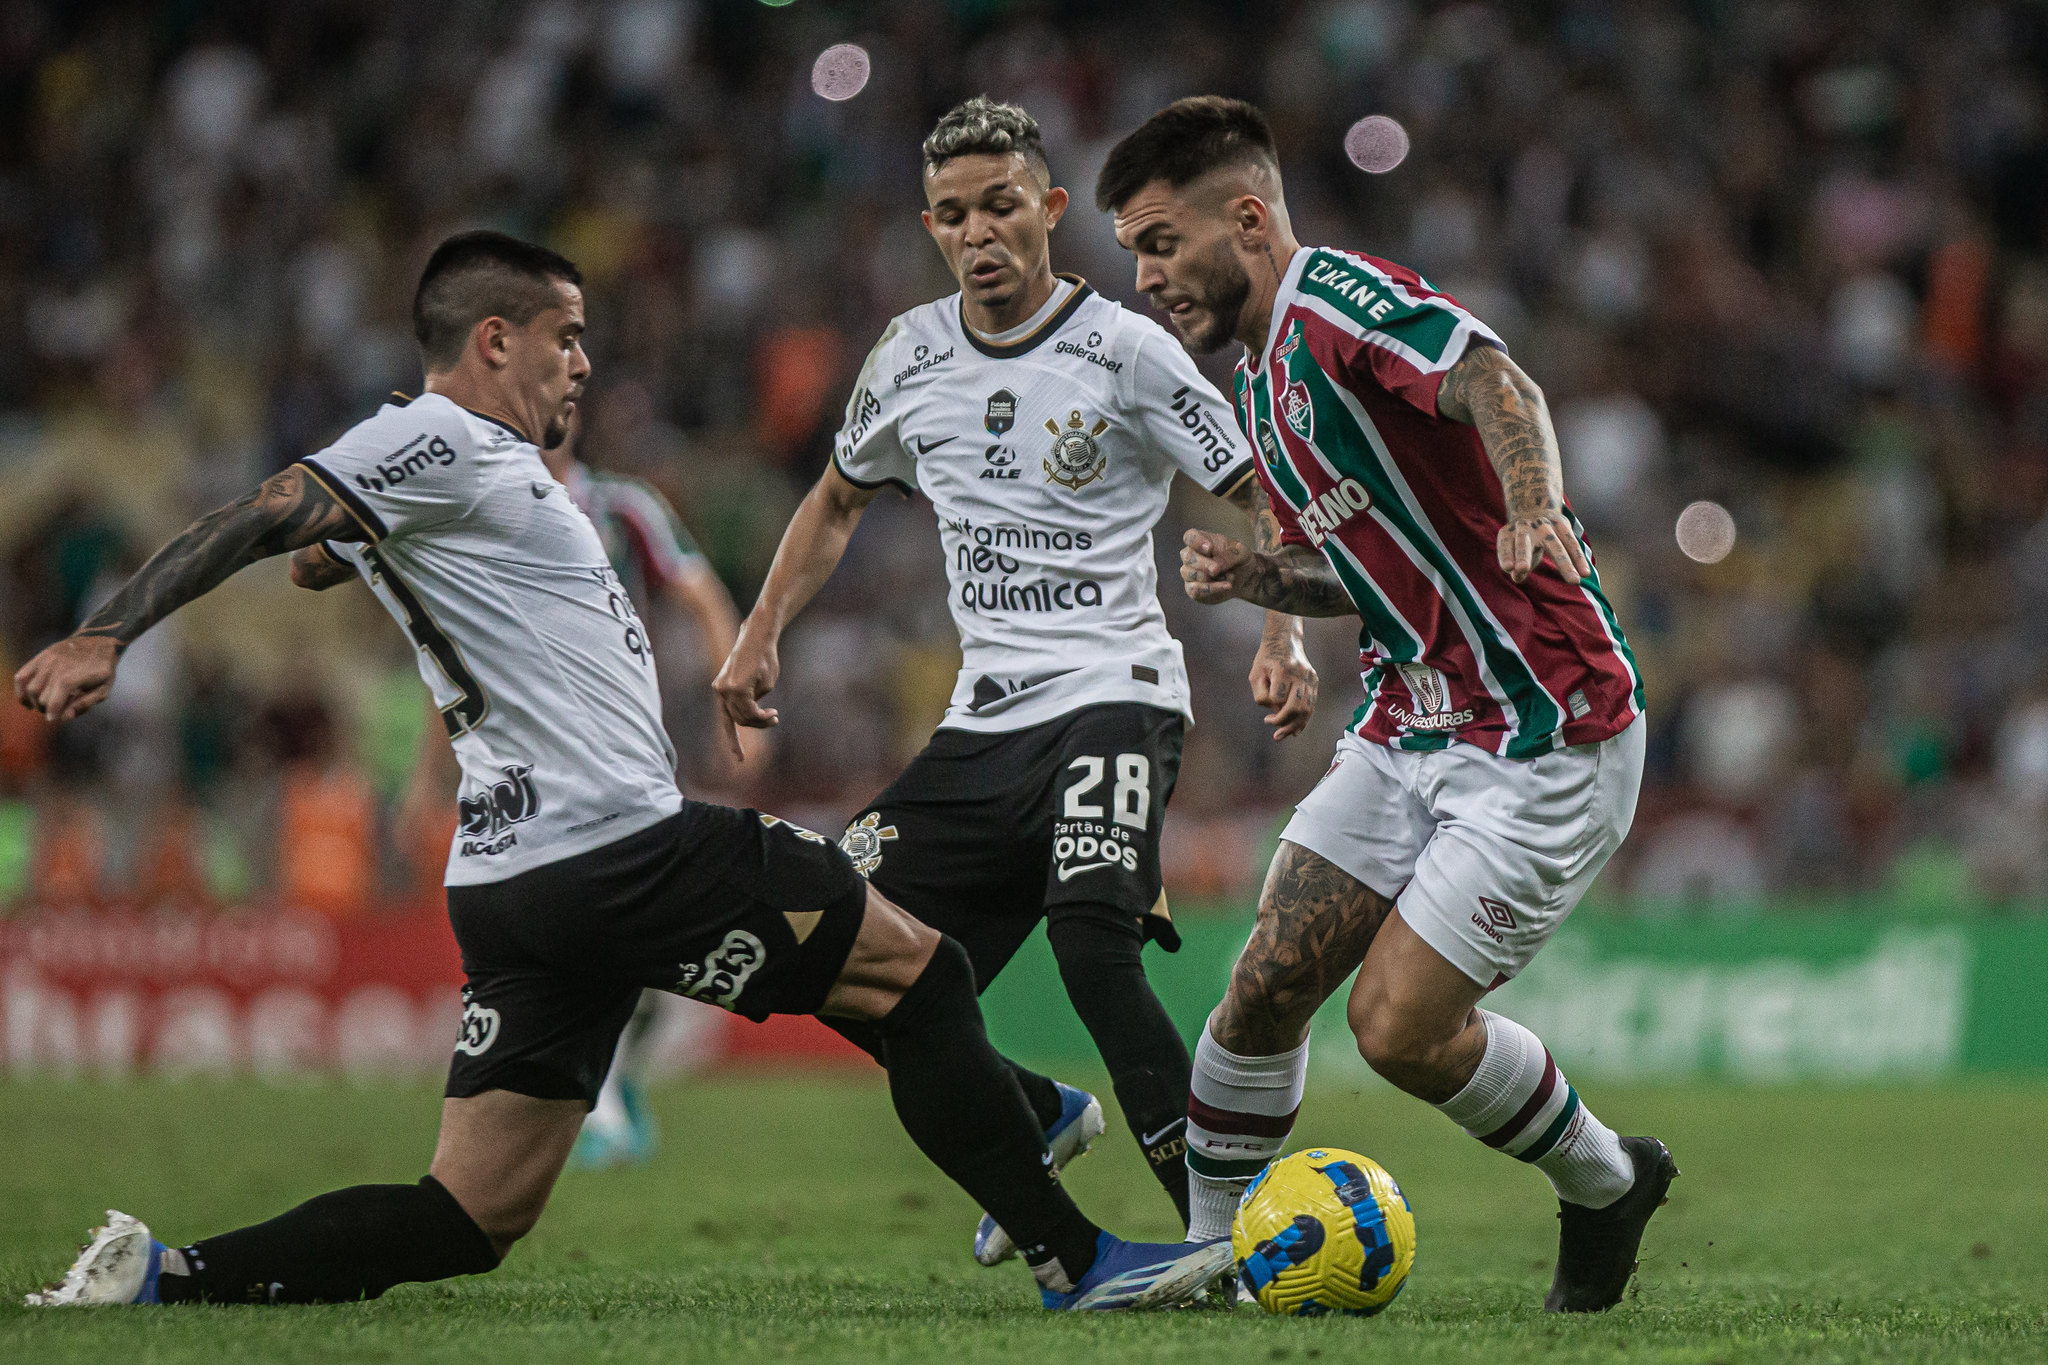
[{"x1": 921, "y1": 97, "x2": 1051, "y2": 185}]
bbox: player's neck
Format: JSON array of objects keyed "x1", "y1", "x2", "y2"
[
  {"x1": 1235, "y1": 231, "x2": 1304, "y2": 356},
  {"x1": 423, "y1": 371, "x2": 537, "y2": 446},
  {"x1": 961, "y1": 265, "x2": 1059, "y2": 338}
]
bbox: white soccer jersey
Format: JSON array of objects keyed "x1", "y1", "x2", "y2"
[
  {"x1": 300, "y1": 392, "x2": 683, "y2": 886},
  {"x1": 835, "y1": 276, "x2": 1256, "y2": 732}
]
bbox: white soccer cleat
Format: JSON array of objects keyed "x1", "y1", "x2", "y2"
[
  {"x1": 24, "y1": 1211, "x2": 164, "y2": 1306},
  {"x1": 974, "y1": 1083, "x2": 1108, "y2": 1266}
]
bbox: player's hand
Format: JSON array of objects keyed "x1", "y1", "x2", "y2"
[
  {"x1": 712, "y1": 621, "x2": 782, "y2": 763},
  {"x1": 14, "y1": 635, "x2": 120, "y2": 724},
  {"x1": 1497, "y1": 511, "x2": 1590, "y2": 585},
  {"x1": 1250, "y1": 640, "x2": 1317, "y2": 741},
  {"x1": 1180, "y1": 527, "x2": 1253, "y2": 604}
]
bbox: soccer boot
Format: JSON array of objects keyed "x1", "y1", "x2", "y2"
[
  {"x1": 569, "y1": 1077, "x2": 658, "y2": 1170},
  {"x1": 1037, "y1": 1232, "x2": 1235, "y2": 1311},
  {"x1": 1544, "y1": 1135, "x2": 1679, "y2": 1312},
  {"x1": 973, "y1": 1081, "x2": 1106, "y2": 1266},
  {"x1": 25, "y1": 1212, "x2": 166, "y2": 1306}
]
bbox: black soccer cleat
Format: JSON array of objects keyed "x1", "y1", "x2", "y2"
[{"x1": 1543, "y1": 1135, "x2": 1678, "y2": 1313}]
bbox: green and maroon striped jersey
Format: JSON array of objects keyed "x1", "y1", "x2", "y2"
[{"x1": 1232, "y1": 247, "x2": 1642, "y2": 760}]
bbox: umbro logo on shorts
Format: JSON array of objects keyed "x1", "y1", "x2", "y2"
[{"x1": 1479, "y1": 897, "x2": 1518, "y2": 930}]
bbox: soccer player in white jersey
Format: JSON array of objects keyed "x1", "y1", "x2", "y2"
[
  {"x1": 20, "y1": 231, "x2": 1232, "y2": 1312},
  {"x1": 1098, "y1": 98, "x2": 1675, "y2": 1312},
  {"x1": 716, "y1": 99, "x2": 1317, "y2": 1264}
]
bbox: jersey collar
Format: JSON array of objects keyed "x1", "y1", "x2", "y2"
[
  {"x1": 1243, "y1": 247, "x2": 1313, "y2": 377},
  {"x1": 959, "y1": 273, "x2": 1093, "y2": 359}
]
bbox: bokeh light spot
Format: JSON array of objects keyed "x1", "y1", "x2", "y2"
[
  {"x1": 811, "y1": 44, "x2": 870, "y2": 101},
  {"x1": 1344, "y1": 115, "x2": 1410, "y2": 173},
  {"x1": 1676, "y1": 500, "x2": 1737, "y2": 563}
]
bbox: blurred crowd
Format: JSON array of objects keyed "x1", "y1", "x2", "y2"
[{"x1": 0, "y1": 0, "x2": 2043, "y2": 913}]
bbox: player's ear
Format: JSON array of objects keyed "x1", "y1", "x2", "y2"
[
  {"x1": 473, "y1": 315, "x2": 512, "y2": 370},
  {"x1": 1042, "y1": 185, "x2": 1069, "y2": 231}
]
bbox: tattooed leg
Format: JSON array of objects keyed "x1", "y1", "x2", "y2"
[
  {"x1": 1183, "y1": 840, "x2": 1394, "y2": 1239},
  {"x1": 1211, "y1": 840, "x2": 1393, "y2": 1055}
]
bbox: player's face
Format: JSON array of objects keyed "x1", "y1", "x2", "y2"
[
  {"x1": 922, "y1": 153, "x2": 1066, "y2": 312},
  {"x1": 510, "y1": 281, "x2": 590, "y2": 449},
  {"x1": 1114, "y1": 181, "x2": 1253, "y2": 354}
]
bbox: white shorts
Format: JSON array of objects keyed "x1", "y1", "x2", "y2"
[{"x1": 1280, "y1": 718, "x2": 1644, "y2": 989}]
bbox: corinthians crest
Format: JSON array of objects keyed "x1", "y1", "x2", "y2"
[
  {"x1": 1044, "y1": 409, "x2": 1110, "y2": 489},
  {"x1": 839, "y1": 811, "x2": 898, "y2": 877}
]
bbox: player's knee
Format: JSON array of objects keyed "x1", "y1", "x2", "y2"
[
  {"x1": 868, "y1": 930, "x2": 972, "y2": 1034},
  {"x1": 1347, "y1": 993, "x2": 1454, "y2": 1095}
]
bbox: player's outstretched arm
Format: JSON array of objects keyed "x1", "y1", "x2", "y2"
[
  {"x1": 1180, "y1": 475, "x2": 1352, "y2": 620},
  {"x1": 711, "y1": 461, "x2": 878, "y2": 760},
  {"x1": 1435, "y1": 343, "x2": 1592, "y2": 586},
  {"x1": 1222, "y1": 477, "x2": 1319, "y2": 740},
  {"x1": 15, "y1": 465, "x2": 363, "y2": 722},
  {"x1": 288, "y1": 542, "x2": 359, "y2": 591}
]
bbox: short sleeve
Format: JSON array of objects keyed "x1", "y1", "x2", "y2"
[
  {"x1": 297, "y1": 403, "x2": 483, "y2": 542},
  {"x1": 1293, "y1": 255, "x2": 1504, "y2": 416},
  {"x1": 831, "y1": 323, "x2": 915, "y2": 495},
  {"x1": 608, "y1": 477, "x2": 704, "y2": 592},
  {"x1": 1129, "y1": 325, "x2": 1257, "y2": 497}
]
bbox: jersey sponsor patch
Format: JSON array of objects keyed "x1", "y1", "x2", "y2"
[
  {"x1": 674, "y1": 930, "x2": 767, "y2": 1009},
  {"x1": 458, "y1": 764, "x2": 541, "y2": 857}
]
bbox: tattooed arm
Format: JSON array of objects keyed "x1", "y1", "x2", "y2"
[
  {"x1": 1181, "y1": 474, "x2": 1353, "y2": 618},
  {"x1": 1219, "y1": 475, "x2": 1320, "y2": 739},
  {"x1": 15, "y1": 465, "x2": 364, "y2": 722},
  {"x1": 290, "y1": 542, "x2": 360, "y2": 591},
  {"x1": 1435, "y1": 342, "x2": 1592, "y2": 585}
]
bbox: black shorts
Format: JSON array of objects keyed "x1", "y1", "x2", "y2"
[
  {"x1": 840, "y1": 703, "x2": 1184, "y2": 974},
  {"x1": 444, "y1": 803, "x2": 866, "y2": 1106}
]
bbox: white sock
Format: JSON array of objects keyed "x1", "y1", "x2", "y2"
[
  {"x1": 584, "y1": 1037, "x2": 632, "y2": 1135},
  {"x1": 1185, "y1": 1028, "x2": 1309, "y2": 1240},
  {"x1": 1435, "y1": 1011, "x2": 1633, "y2": 1209}
]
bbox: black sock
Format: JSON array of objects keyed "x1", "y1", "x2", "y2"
[
  {"x1": 870, "y1": 934, "x2": 1100, "y2": 1283},
  {"x1": 825, "y1": 1016, "x2": 1067, "y2": 1134},
  {"x1": 1047, "y1": 906, "x2": 1195, "y2": 1229},
  {"x1": 154, "y1": 1175, "x2": 498, "y2": 1304}
]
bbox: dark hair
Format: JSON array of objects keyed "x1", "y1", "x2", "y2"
[
  {"x1": 922, "y1": 96, "x2": 1051, "y2": 186},
  {"x1": 1094, "y1": 96, "x2": 1280, "y2": 213},
  {"x1": 412, "y1": 230, "x2": 583, "y2": 370}
]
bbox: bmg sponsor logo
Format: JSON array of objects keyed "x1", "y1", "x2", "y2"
[{"x1": 354, "y1": 433, "x2": 457, "y2": 492}]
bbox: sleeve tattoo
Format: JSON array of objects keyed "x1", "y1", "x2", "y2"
[
  {"x1": 1223, "y1": 474, "x2": 1354, "y2": 618},
  {"x1": 1437, "y1": 343, "x2": 1563, "y2": 523},
  {"x1": 78, "y1": 465, "x2": 364, "y2": 649}
]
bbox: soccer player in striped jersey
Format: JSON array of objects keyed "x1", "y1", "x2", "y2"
[
  {"x1": 539, "y1": 431, "x2": 742, "y2": 1169},
  {"x1": 1097, "y1": 98, "x2": 1675, "y2": 1312}
]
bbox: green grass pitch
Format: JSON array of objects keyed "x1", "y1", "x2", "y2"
[{"x1": 3, "y1": 1072, "x2": 2044, "y2": 1363}]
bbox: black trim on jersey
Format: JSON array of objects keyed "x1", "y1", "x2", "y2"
[
  {"x1": 960, "y1": 275, "x2": 1095, "y2": 359},
  {"x1": 832, "y1": 450, "x2": 914, "y2": 498},
  {"x1": 1209, "y1": 460, "x2": 1257, "y2": 500},
  {"x1": 296, "y1": 458, "x2": 390, "y2": 543},
  {"x1": 456, "y1": 404, "x2": 533, "y2": 444},
  {"x1": 362, "y1": 545, "x2": 491, "y2": 738}
]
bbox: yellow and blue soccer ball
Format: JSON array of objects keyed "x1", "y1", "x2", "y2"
[{"x1": 1232, "y1": 1147, "x2": 1416, "y2": 1316}]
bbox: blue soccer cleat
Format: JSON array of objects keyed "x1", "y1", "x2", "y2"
[
  {"x1": 1037, "y1": 1231, "x2": 1236, "y2": 1311},
  {"x1": 974, "y1": 1081, "x2": 1106, "y2": 1266},
  {"x1": 25, "y1": 1212, "x2": 165, "y2": 1306},
  {"x1": 569, "y1": 1076, "x2": 659, "y2": 1170}
]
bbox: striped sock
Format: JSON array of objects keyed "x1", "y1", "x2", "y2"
[
  {"x1": 1184, "y1": 1029, "x2": 1309, "y2": 1240},
  {"x1": 1436, "y1": 1011, "x2": 1633, "y2": 1210}
]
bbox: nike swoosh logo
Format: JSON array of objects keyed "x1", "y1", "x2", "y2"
[
  {"x1": 1141, "y1": 1119, "x2": 1186, "y2": 1147},
  {"x1": 1055, "y1": 858, "x2": 1122, "y2": 881},
  {"x1": 531, "y1": 482, "x2": 555, "y2": 498},
  {"x1": 915, "y1": 436, "x2": 958, "y2": 454}
]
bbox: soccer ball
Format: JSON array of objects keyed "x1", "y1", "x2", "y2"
[{"x1": 1232, "y1": 1147, "x2": 1416, "y2": 1316}]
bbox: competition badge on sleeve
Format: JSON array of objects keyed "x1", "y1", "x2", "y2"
[{"x1": 1044, "y1": 408, "x2": 1110, "y2": 490}]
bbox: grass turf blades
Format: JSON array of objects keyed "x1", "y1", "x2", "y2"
[{"x1": 3, "y1": 1074, "x2": 2045, "y2": 1363}]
